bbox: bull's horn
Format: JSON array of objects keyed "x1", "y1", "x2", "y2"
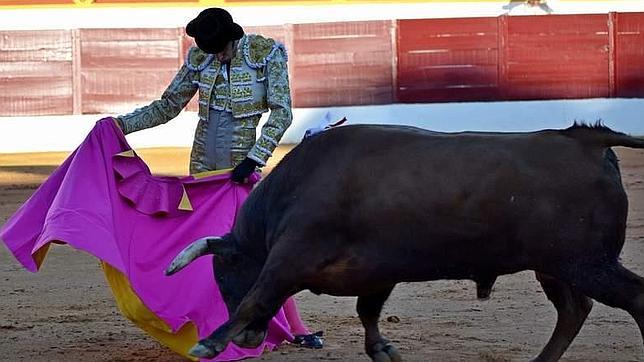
[{"x1": 165, "y1": 237, "x2": 219, "y2": 276}]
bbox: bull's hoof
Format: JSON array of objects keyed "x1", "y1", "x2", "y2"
[
  {"x1": 293, "y1": 331, "x2": 324, "y2": 349},
  {"x1": 188, "y1": 342, "x2": 223, "y2": 359},
  {"x1": 370, "y1": 342, "x2": 402, "y2": 362},
  {"x1": 528, "y1": 356, "x2": 547, "y2": 362},
  {"x1": 232, "y1": 328, "x2": 267, "y2": 348},
  {"x1": 372, "y1": 345, "x2": 402, "y2": 362},
  {"x1": 476, "y1": 286, "x2": 492, "y2": 300},
  {"x1": 475, "y1": 276, "x2": 496, "y2": 300},
  {"x1": 188, "y1": 343, "x2": 214, "y2": 358}
]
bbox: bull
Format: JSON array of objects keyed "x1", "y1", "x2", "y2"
[{"x1": 166, "y1": 123, "x2": 644, "y2": 361}]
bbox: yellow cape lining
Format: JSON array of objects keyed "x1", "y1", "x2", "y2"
[
  {"x1": 101, "y1": 261, "x2": 199, "y2": 360},
  {"x1": 34, "y1": 244, "x2": 199, "y2": 360}
]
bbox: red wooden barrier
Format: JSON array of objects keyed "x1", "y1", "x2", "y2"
[
  {"x1": 289, "y1": 20, "x2": 394, "y2": 107},
  {"x1": 397, "y1": 17, "x2": 500, "y2": 102},
  {"x1": 80, "y1": 28, "x2": 183, "y2": 114},
  {"x1": 0, "y1": 30, "x2": 73, "y2": 116},
  {"x1": 613, "y1": 12, "x2": 644, "y2": 98},
  {"x1": 0, "y1": 13, "x2": 643, "y2": 117},
  {"x1": 502, "y1": 14, "x2": 610, "y2": 100}
]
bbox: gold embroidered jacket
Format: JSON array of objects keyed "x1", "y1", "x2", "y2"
[{"x1": 116, "y1": 34, "x2": 293, "y2": 172}]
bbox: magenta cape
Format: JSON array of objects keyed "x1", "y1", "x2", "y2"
[{"x1": 0, "y1": 118, "x2": 292, "y2": 361}]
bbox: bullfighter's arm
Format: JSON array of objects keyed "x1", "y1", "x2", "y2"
[
  {"x1": 115, "y1": 49, "x2": 203, "y2": 135},
  {"x1": 247, "y1": 47, "x2": 293, "y2": 166}
]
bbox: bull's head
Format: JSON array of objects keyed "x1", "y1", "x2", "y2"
[{"x1": 165, "y1": 234, "x2": 263, "y2": 318}]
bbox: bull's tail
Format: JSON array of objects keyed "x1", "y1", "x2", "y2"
[
  {"x1": 597, "y1": 132, "x2": 644, "y2": 149},
  {"x1": 165, "y1": 235, "x2": 228, "y2": 276},
  {"x1": 565, "y1": 122, "x2": 644, "y2": 149}
]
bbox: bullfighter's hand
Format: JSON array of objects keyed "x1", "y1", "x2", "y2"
[{"x1": 231, "y1": 157, "x2": 259, "y2": 184}]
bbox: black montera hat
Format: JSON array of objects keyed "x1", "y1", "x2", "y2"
[{"x1": 186, "y1": 8, "x2": 244, "y2": 54}]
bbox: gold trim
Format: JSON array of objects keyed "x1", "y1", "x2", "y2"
[
  {"x1": 115, "y1": 150, "x2": 135, "y2": 158},
  {"x1": 112, "y1": 117, "x2": 122, "y2": 131},
  {"x1": 178, "y1": 187, "x2": 193, "y2": 211},
  {"x1": 33, "y1": 243, "x2": 52, "y2": 269},
  {"x1": 191, "y1": 168, "x2": 232, "y2": 179}
]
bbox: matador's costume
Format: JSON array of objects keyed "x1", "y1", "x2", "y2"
[{"x1": 116, "y1": 34, "x2": 292, "y2": 174}]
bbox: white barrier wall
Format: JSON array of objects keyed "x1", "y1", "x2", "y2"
[
  {"x1": 2, "y1": 99, "x2": 643, "y2": 153},
  {"x1": 1, "y1": 2, "x2": 643, "y2": 153}
]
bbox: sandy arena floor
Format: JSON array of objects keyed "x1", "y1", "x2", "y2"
[{"x1": 1, "y1": 146, "x2": 643, "y2": 361}]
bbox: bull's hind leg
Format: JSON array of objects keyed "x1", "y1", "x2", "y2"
[
  {"x1": 357, "y1": 286, "x2": 402, "y2": 362},
  {"x1": 531, "y1": 272, "x2": 593, "y2": 362},
  {"x1": 574, "y1": 264, "x2": 644, "y2": 348}
]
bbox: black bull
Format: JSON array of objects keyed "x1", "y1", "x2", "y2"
[{"x1": 167, "y1": 123, "x2": 644, "y2": 361}]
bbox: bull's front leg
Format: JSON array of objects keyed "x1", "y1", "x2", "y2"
[
  {"x1": 189, "y1": 319, "x2": 243, "y2": 358},
  {"x1": 189, "y1": 267, "x2": 297, "y2": 359},
  {"x1": 357, "y1": 286, "x2": 401, "y2": 362}
]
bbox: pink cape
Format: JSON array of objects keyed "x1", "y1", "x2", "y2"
[{"x1": 0, "y1": 118, "x2": 292, "y2": 361}]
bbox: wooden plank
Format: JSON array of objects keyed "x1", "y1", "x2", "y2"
[
  {"x1": 293, "y1": 74, "x2": 392, "y2": 88},
  {"x1": 397, "y1": 65, "x2": 499, "y2": 88},
  {"x1": 293, "y1": 88, "x2": 392, "y2": 107},
  {"x1": 497, "y1": 15, "x2": 508, "y2": 99},
  {"x1": 293, "y1": 37, "x2": 392, "y2": 54},
  {"x1": 82, "y1": 95, "x2": 165, "y2": 115},
  {"x1": 0, "y1": 72, "x2": 72, "y2": 116},
  {"x1": 396, "y1": 87, "x2": 500, "y2": 103},
  {"x1": 399, "y1": 36, "x2": 498, "y2": 51},
  {"x1": 0, "y1": 76, "x2": 71, "y2": 97},
  {"x1": 293, "y1": 50, "x2": 391, "y2": 65},
  {"x1": 80, "y1": 28, "x2": 180, "y2": 41},
  {"x1": 290, "y1": 20, "x2": 393, "y2": 107},
  {"x1": 245, "y1": 25, "x2": 288, "y2": 45},
  {"x1": 614, "y1": 12, "x2": 644, "y2": 97},
  {"x1": 0, "y1": 30, "x2": 72, "y2": 62},
  {"x1": 505, "y1": 62, "x2": 607, "y2": 76},
  {"x1": 0, "y1": 96, "x2": 72, "y2": 116},
  {"x1": 0, "y1": 29, "x2": 73, "y2": 116},
  {"x1": 79, "y1": 28, "x2": 182, "y2": 114},
  {"x1": 72, "y1": 29, "x2": 82, "y2": 115},
  {"x1": 81, "y1": 70, "x2": 177, "y2": 96},
  {"x1": 397, "y1": 17, "x2": 500, "y2": 102},
  {"x1": 398, "y1": 17, "x2": 498, "y2": 37},
  {"x1": 0, "y1": 61, "x2": 71, "y2": 76},
  {"x1": 399, "y1": 49, "x2": 498, "y2": 67},
  {"x1": 506, "y1": 14, "x2": 607, "y2": 33},
  {"x1": 81, "y1": 40, "x2": 179, "y2": 66},
  {"x1": 390, "y1": 20, "x2": 398, "y2": 104},
  {"x1": 503, "y1": 13, "x2": 610, "y2": 100}
]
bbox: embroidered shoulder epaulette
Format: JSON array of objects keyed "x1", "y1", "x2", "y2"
[
  {"x1": 243, "y1": 34, "x2": 286, "y2": 69},
  {"x1": 185, "y1": 47, "x2": 214, "y2": 71}
]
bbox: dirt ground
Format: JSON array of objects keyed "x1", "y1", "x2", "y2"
[{"x1": 1, "y1": 146, "x2": 643, "y2": 362}]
